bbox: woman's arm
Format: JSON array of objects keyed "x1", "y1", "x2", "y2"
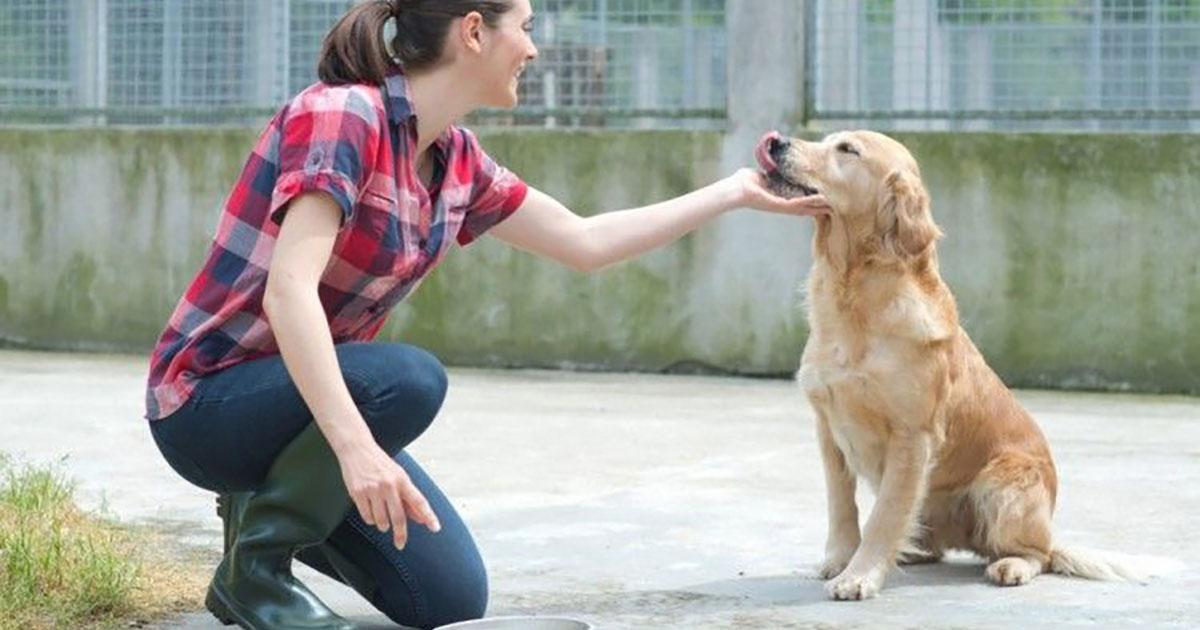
[
  {"x1": 264, "y1": 192, "x2": 439, "y2": 548},
  {"x1": 263, "y1": 193, "x2": 370, "y2": 451},
  {"x1": 488, "y1": 168, "x2": 829, "y2": 272}
]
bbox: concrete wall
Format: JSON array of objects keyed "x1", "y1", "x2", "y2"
[
  {"x1": 1, "y1": 128, "x2": 1197, "y2": 394},
  {"x1": 906, "y1": 133, "x2": 1200, "y2": 394}
]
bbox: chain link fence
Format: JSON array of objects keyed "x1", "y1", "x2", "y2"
[
  {"x1": 0, "y1": 0, "x2": 726, "y2": 128},
  {"x1": 0, "y1": 0, "x2": 385, "y2": 125},
  {"x1": 809, "y1": 0, "x2": 1200, "y2": 131},
  {"x1": 482, "y1": 0, "x2": 727, "y2": 128},
  {"x1": 2, "y1": 1, "x2": 1198, "y2": 131}
]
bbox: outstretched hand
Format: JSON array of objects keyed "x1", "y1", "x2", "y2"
[{"x1": 726, "y1": 168, "x2": 831, "y2": 217}]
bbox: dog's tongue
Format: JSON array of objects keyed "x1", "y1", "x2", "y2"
[{"x1": 755, "y1": 131, "x2": 782, "y2": 174}]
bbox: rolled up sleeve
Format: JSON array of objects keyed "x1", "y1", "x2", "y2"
[
  {"x1": 268, "y1": 88, "x2": 383, "y2": 229},
  {"x1": 456, "y1": 130, "x2": 529, "y2": 246}
]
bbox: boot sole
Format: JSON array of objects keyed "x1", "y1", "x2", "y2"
[
  {"x1": 206, "y1": 571, "x2": 354, "y2": 629},
  {"x1": 205, "y1": 583, "x2": 244, "y2": 627}
]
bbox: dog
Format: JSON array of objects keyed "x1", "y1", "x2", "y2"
[{"x1": 755, "y1": 130, "x2": 1147, "y2": 600}]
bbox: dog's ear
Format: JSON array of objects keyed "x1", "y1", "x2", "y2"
[{"x1": 877, "y1": 169, "x2": 941, "y2": 260}]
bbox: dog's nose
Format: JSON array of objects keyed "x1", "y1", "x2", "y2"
[{"x1": 768, "y1": 135, "x2": 789, "y2": 159}]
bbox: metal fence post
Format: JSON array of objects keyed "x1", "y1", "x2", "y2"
[
  {"x1": 1149, "y1": 0, "x2": 1161, "y2": 132},
  {"x1": 814, "y1": 0, "x2": 860, "y2": 121},
  {"x1": 162, "y1": 0, "x2": 181, "y2": 124},
  {"x1": 1087, "y1": 0, "x2": 1102, "y2": 131},
  {"x1": 963, "y1": 24, "x2": 992, "y2": 131},
  {"x1": 894, "y1": 0, "x2": 947, "y2": 130},
  {"x1": 633, "y1": 26, "x2": 659, "y2": 129},
  {"x1": 800, "y1": 0, "x2": 812, "y2": 127},
  {"x1": 70, "y1": 0, "x2": 107, "y2": 125},
  {"x1": 1192, "y1": 62, "x2": 1200, "y2": 132},
  {"x1": 251, "y1": 0, "x2": 287, "y2": 109},
  {"x1": 542, "y1": 10, "x2": 557, "y2": 128},
  {"x1": 682, "y1": 0, "x2": 695, "y2": 111}
]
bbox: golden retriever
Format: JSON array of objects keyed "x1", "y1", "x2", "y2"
[{"x1": 754, "y1": 130, "x2": 1145, "y2": 600}]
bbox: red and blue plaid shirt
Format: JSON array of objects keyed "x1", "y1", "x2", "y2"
[{"x1": 145, "y1": 71, "x2": 527, "y2": 420}]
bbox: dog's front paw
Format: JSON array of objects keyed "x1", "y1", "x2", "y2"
[{"x1": 825, "y1": 570, "x2": 884, "y2": 601}]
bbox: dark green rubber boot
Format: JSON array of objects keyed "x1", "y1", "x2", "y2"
[
  {"x1": 204, "y1": 424, "x2": 359, "y2": 629},
  {"x1": 217, "y1": 493, "x2": 380, "y2": 614}
]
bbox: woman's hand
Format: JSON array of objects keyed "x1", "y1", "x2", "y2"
[
  {"x1": 335, "y1": 437, "x2": 441, "y2": 548},
  {"x1": 724, "y1": 167, "x2": 831, "y2": 216}
]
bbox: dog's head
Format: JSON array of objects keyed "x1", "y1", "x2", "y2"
[{"x1": 756, "y1": 130, "x2": 941, "y2": 261}]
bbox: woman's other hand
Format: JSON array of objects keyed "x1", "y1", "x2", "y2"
[{"x1": 335, "y1": 435, "x2": 441, "y2": 548}]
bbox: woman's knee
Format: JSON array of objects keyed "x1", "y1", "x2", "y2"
[
  {"x1": 374, "y1": 565, "x2": 486, "y2": 629},
  {"x1": 340, "y1": 343, "x2": 448, "y2": 447},
  {"x1": 389, "y1": 345, "x2": 447, "y2": 426}
]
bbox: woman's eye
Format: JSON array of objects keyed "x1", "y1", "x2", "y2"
[{"x1": 837, "y1": 143, "x2": 859, "y2": 156}]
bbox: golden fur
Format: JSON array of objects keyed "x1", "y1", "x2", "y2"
[{"x1": 774, "y1": 131, "x2": 1143, "y2": 600}]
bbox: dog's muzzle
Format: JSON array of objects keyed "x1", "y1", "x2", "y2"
[{"x1": 755, "y1": 131, "x2": 819, "y2": 198}]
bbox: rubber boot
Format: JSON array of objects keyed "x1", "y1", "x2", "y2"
[
  {"x1": 204, "y1": 424, "x2": 359, "y2": 629},
  {"x1": 217, "y1": 495, "x2": 381, "y2": 611}
]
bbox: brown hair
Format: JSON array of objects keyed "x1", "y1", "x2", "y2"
[{"x1": 318, "y1": 0, "x2": 514, "y2": 85}]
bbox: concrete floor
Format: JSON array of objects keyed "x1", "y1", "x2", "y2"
[{"x1": 1, "y1": 348, "x2": 1197, "y2": 629}]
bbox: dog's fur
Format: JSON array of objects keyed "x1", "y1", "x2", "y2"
[{"x1": 764, "y1": 131, "x2": 1146, "y2": 600}]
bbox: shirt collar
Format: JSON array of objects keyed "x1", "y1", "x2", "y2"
[
  {"x1": 383, "y1": 67, "x2": 453, "y2": 152},
  {"x1": 383, "y1": 67, "x2": 414, "y2": 126}
]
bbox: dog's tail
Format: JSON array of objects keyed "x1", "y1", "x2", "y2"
[{"x1": 1048, "y1": 546, "x2": 1155, "y2": 583}]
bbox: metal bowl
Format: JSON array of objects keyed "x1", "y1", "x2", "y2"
[{"x1": 435, "y1": 616, "x2": 593, "y2": 630}]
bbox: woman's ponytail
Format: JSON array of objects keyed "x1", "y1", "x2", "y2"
[
  {"x1": 317, "y1": 0, "x2": 396, "y2": 85},
  {"x1": 316, "y1": 0, "x2": 513, "y2": 85}
]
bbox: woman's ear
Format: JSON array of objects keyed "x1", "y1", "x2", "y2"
[
  {"x1": 876, "y1": 169, "x2": 941, "y2": 260},
  {"x1": 459, "y1": 11, "x2": 485, "y2": 54}
]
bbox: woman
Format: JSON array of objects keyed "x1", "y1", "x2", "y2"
[{"x1": 144, "y1": 1, "x2": 828, "y2": 628}]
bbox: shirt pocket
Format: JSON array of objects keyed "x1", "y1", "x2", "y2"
[{"x1": 361, "y1": 189, "x2": 396, "y2": 212}]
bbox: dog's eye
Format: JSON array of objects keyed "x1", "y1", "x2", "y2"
[{"x1": 837, "y1": 142, "x2": 860, "y2": 157}]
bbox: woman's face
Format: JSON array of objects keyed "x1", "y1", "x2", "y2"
[{"x1": 478, "y1": 0, "x2": 539, "y2": 108}]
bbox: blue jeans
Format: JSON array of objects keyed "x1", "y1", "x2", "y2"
[{"x1": 148, "y1": 342, "x2": 486, "y2": 629}]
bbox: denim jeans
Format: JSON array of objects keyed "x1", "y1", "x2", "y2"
[{"x1": 148, "y1": 342, "x2": 486, "y2": 629}]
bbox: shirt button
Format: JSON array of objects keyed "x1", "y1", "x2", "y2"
[{"x1": 418, "y1": 238, "x2": 428, "y2": 249}]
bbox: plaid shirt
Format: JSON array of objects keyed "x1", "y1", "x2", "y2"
[{"x1": 145, "y1": 71, "x2": 527, "y2": 421}]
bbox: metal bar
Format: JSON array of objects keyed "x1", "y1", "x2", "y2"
[
  {"x1": 1150, "y1": 0, "x2": 1161, "y2": 125},
  {"x1": 682, "y1": 0, "x2": 695, "y2": 110},
  {"x1": 0, "y1": 106, "x2": 731, "y2": 120},
  {"x1": 801, "y1": 0, "x2": 814, "y2": 128},
  {"x1": 1087, "y1": 0, "x2": 1102, "y2": 131},
  {"x1": 812, "y1": 109, "x2": 1200, "y2": 121}
]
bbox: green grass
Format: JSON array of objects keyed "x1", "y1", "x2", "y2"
[{"x1": 0, "y1": 454, "x2": 206, "y2": 629}]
